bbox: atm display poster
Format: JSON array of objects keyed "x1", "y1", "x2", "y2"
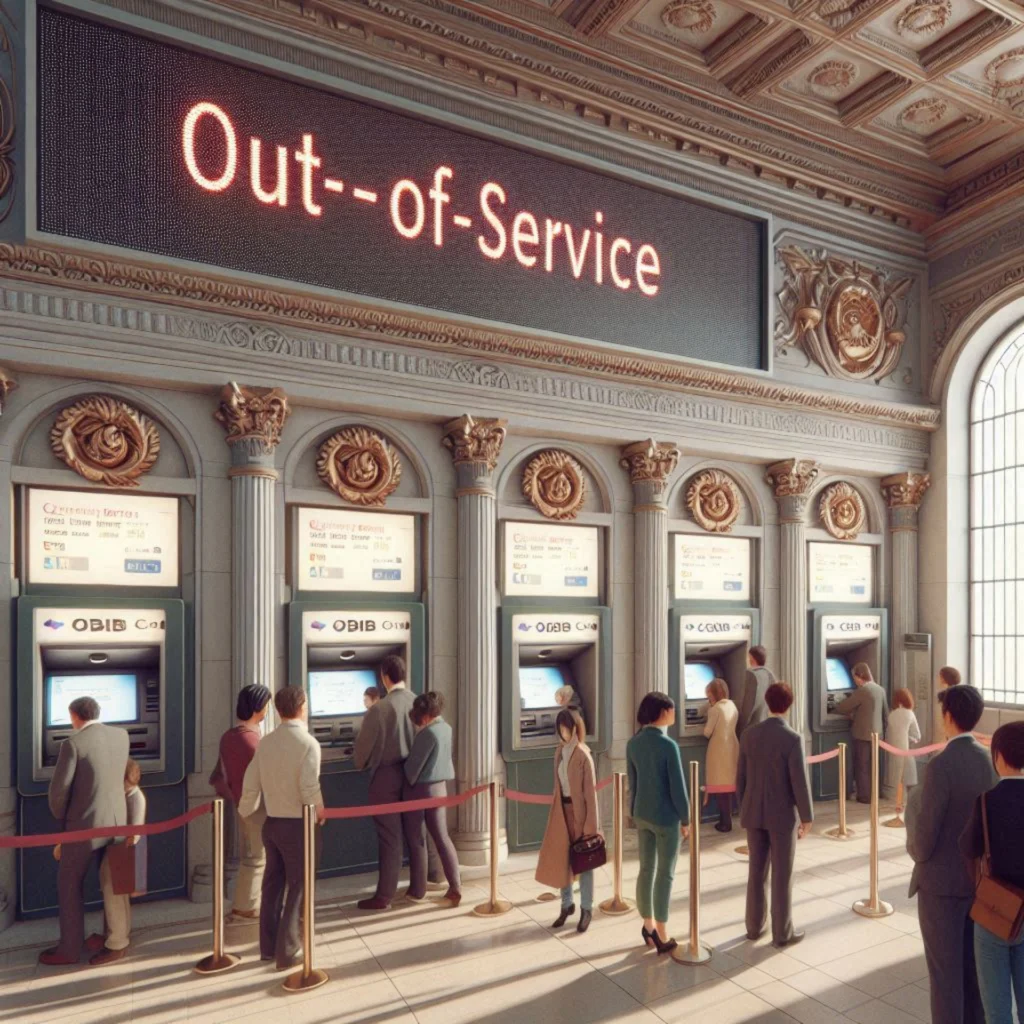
[
  {"x1": 28, "y1": 489, "x2": 179, "y2": 587},
  {"x1": 809, "y1": 543, "x2": 873, "y2": 604},
  {"x1": 296, "y1": 507, "x2": 416, "y2": 593},
  {"x1": 674, "y1": 534, "x2": 750, "y2": 602},
  {"x1": 503, "y1": 522, "x2": 599, "y2": 598}
]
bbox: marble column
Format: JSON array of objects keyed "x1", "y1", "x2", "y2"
[
  {"x1": 0, "y1": 368, "x2": 16, "y2": 931},
  {"x1": 442, "y1": 414, "x2": 507, "y2": 865},
  {"x1": 214, "y1": 384, "x2": 290, "y2": 694},
  {"x1": 765, "y1": 459, "x2": 820, "y2": 739},
  {"x1": 881, "y1": 472, "x2": 931, "y2": 698},
  {"x1": 620, "y1": 440, "x2": 681, "y2": 711}
]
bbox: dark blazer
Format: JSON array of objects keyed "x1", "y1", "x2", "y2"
[
  {"x1": 626, "y1": 726, "x2": 689, "y2": 827},
  {"x1": 47, "y1": 722, "x2": 130, "y2": 851},
  {"x1": 404, "y1": 717, "x2": 454, "y2": 786},
  {"x1": 354, "y1": 685, "x2": 417, "y2": 779},
  {"x1": 835, "y1": 681, "x2": 890, "y2": 741},
  {"x1": 906, "y1": 734, "x2": 998, "y2": 898},
  {"x1": 959, "y1": 778, "x2": 1024, "y2": 890},
  {"x1": 736, "y1": 716, "x2": 814, "y2": 831},
  {"x1": 737, "y1": 667, "x2": 774, "y2": 737}
]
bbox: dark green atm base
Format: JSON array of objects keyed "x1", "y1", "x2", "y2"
[
  {"x1": 18, "y1": 784, "x2": 187, "y2": 919},
  {"x1": 317, "y1": 772, "x2": 380, "y2": 878},
  {"x1": 505, "y1": 759, "x2": 552, "y2": 851},
  {"x1": 810, "y1": 730, "x2": 848, "y2": 802}
]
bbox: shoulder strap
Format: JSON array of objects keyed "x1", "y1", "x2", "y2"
[{"x1": 981, "y1": 793, "x2": 993, "y2": 870}]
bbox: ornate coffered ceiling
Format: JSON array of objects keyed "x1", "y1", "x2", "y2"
[{"x1": 198, "y1": 0, "x2": 1024, "y2": 233}]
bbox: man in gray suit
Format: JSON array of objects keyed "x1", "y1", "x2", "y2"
[
  {"x1": 835, "y1": 662, "x2": 889, "y2": 803},
  {"x1": 737, "y1": 645, "x2": 775, "y2": 737},
  {"x1": 42, "y1": 695, "x2": 129, "y2": 966},
  {"x1": 736, "y1": 682, "x2": 814, "y2": 949},
  {"x1": 354, "y1": 654, "x2": 416, "y2": 910},
  {"x1": 906, "y1": 685, "x2": 996, "y2": 1024}
]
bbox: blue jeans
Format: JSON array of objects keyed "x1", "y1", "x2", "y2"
[
  {"x1": 975, "y1": 923, "x2": 1024, "y2": 1024},
  {"x1": 561, "y1": 871, "x2": 593, "y2": 912}
]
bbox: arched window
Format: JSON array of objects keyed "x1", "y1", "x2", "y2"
[{"x1": 971, "y1": 330, "x2": 1024, "y2": 705}]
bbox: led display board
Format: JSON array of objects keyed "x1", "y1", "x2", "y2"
[{"x1": 38, "y1": 9, "x2": 767, "y2": 370}]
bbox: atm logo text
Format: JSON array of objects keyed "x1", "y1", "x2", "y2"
[
  {"x1": 72, "y1": 618, "x2": 127, "y2": 632},
  {"x1": 536, "y1": 622, "x2": 571, "y2": 634}
]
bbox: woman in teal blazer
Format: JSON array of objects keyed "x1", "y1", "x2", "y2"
[{"x1": 626, "y1": 692, "x2": 690, "y2": 954}]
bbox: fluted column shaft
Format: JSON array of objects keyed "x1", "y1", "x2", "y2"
[{"x1": 443, "y1": 415, "x2": 507, "y2": 865}]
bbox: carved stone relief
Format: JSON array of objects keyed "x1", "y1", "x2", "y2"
[
  {"x1": 50, "y1": 396, "x2": 161, "y2": 487},
  {"x1": 881, "y1": 471, "x2": 931, "y2": 509},
  {"x1": 807, "y1": 60, "x2": 858, "y2": 98},
  {"x1": 775, "y1": 244, "x2": 913, "y2": 381},
  {"x1": 214, "y1": 382, "x2": 290, "y2": 453},
  {"x1": 898, "y1": 97, "x2": 948, "y2": 133},
  {"x1": 316, "y1": 426, "x2": 402, "y2": 506},
  {"x1": 895, "y1": 0, "x2": 951, "y2": 36},
  {"x1": 441, "y1": 414, "x2": 507, "y2": 469},
  {"x1": 818, "y1": 480, "x2": 867, "y2": 539},
  {"x1": 0, "y1": 365, "x2": 15, "y2": 411},
  {"x1": 522, "y1": 450, "x2": 587, "y2": 520},
  {"x1": 685, "y1": 469, "x2": 742, "y2": 532},
  {"x1": 985, "y1": 48, "x2": 1024, "y2": 114},
  {"x1": 660, "y1": 0, "x2": 718, "y2": 35}
]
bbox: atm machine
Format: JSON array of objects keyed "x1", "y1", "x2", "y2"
[
  {"x1": 669, "y1": 609, "x2": 758, "y2": 817},
  {"x1": 288, "y1": 605, "x2": 425, "y2": 874},
  {"x1": 500, "y1": 608, "x2": 611, "y2": 849},
  {"x1": 808, "y1": 610, "x2": 888, "y2": 799},
  {"x1": 16, "y1": 597, "x2": 187, "y2": 916}
]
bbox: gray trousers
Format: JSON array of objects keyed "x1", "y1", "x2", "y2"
[
  {"x1": 853, "y1": 739, "x2": 872, "y2": 804},
  {"x1": 260, "y1": 817, "x2": 311, "y2": 967},
  {"x1": 745, "y1": 826, "x2": 797, "y2": 945},
  {"x1": 56, "y1": 840, "x2": 108, "y2": 958},
  {"x1": 918, "y1": 892, "x2": 986, "y2": 1024},
  {"x1": 368, "y1": 763, "x2": 405, "y2": 901},
  {"x1": 402, "y1": 780, "x2": 461, "y2": 898}
]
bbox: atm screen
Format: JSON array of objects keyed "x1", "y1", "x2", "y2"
[
  {"x1": 308, "y1": 669, "x2": 378, "y2": 717},
  {"x1": 826, "y1": 657, "x2": 856, "y2": 691},
  {"x1": 684, "y1": 661, "x2": 719, "y2": 701},
  {"x1": 520, "y1": 665, "x2": 567, "y2": 710},
  {"x1": 46, "y1": 673, "x2": 139, "y2": 726}
]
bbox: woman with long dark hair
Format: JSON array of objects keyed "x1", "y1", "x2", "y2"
[{"x1": 627, "y1": 693, "x2": 689, "y2": 954}]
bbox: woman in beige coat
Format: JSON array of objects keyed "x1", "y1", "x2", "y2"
[
  {"x1": 703, "y1": 678, "x2": 739, "y2": 833},
  {"x1": 536, "y1": 709, "x2": 601, "y2": 933}
]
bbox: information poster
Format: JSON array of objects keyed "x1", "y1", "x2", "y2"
[
  {"x1": 296, "y1": 507, "x2": 416, "y2": 593},
  {"x1": 28, "y1": 489, "x2": 179, "y2": 587},
  {"x1": 809, "y1": 542, "x2": 873, "y2": 604},
  {"x1": 673, "y1": 534, "x2": 750, "y2": 602},
  {"x1": 503, "y1": 522, "x2": 599, "y2": 598}
]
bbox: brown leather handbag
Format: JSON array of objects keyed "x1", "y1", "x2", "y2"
[
  {"x1": 970, "y1": 795, "x2": 1024, "y2": 942},
  {"x1": 570, "y1": 834, "x2": 607, "y2": 875}
]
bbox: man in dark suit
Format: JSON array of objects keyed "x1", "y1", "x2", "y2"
[
  {"x1": 835, "y1": 662, "x2": 889, "y2": 803},
  {"x1": 737, "y1": 645, "x2": 774, "y2": 738},
  {"x1": 906, "y1": 684, "x2": 996, "y2": 1024},
  {"x1": 736, "y1": 682, "x2": 814, "y2": 949},
  {"x1": 42, "y1": 695, "x2": 130, "y2": 966}
]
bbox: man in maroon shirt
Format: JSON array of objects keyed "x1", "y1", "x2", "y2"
[{"x1": 210, "y1": 684, "x2": 272, "y2": 923}]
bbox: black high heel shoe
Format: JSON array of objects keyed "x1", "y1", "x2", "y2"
[
  {"x1": 641, "y1": 926, "x2": 655, "y2": 948},
  {"x1": 552, "y1": 904, "x2": 576, "y2": 928},
  {"x1": 651, "y1": 932, "x2": 678, "y2": 955}
]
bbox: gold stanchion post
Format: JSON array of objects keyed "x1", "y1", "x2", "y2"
[
  {"x1": 825, "y1": 743, "x2": 855, "y2": 840},
  {"x1": 194, "y1": 799, "x2": 241, "y2": 975},
  {"x1": 672, "y1": 762, "x2": 712, "y2": 965},
  {"x1": 853, "y1": 733, "x2": 894, "y2": 919},
  {"x1": 472, "y1": 781, "x2": 513, "y2": 917},
  {"x1": 600, "y1": 773, "x2": 633, "y2": 916},
  {"x1": 283, "y1": 804, "x2": 329, "y2": 992}
]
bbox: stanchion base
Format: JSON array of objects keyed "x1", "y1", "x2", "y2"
[
  {"x1": 823, "y1": 827, "x2": 856, "y2": 841},
  {"x1": 852, "y1": 898, "x2": 894, "y2": 919},
  {"x1": 672, "y1": 941, "x2": 713, "y2": 965},
  {"x1": 599, "y1": 896, "x2": 634, "y2": 916},
  {"x1": 193, "y1": 952, "x2": 242, "y2": 975},
  {"x1": 282, "y1": 967, "x2": 329, "y2": 993},
  {"x1": 734, "y1": 845, "x2": 749, "y2": 856},
  {"x1": 472, "y1": 898, "x2": 514, "y2": 918},
  {"x1": 536, "y1": 891, "x2": 558, "y2": 903},
  {"x1": 882, "y1": 816, "x2": 905, "y2": 829}
]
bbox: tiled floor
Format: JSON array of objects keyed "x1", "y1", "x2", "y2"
[{"x1": 0, "y1": 801, "x2": 933, "y2": 1024}]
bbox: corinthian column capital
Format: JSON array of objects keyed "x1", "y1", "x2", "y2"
[
  {"x1": 766, "y1": 458, "x2": 820, "y2": 523},
  {"x1": 881, "y1": 471, "x2": 931, "y2": 532},
  {"x1": 214, "y1": 382, "x2": 290, "y2": 471},
  {"x1": 0, "y1": 366, "x2": 16, "y2": 412},
  {"x1": 620, "y1": 439, "x2": 681, "y2": 485},
  {"x1": 441, "y1": 414, "x2": 507, "y2": 470}
]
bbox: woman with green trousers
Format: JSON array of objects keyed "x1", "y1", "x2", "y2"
[{"x1": 627, "y1": 693, "x2": 690, "y2": 955}]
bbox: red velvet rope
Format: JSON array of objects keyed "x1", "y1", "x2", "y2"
[
  {"x1": 321, "y1": 783, "x2": 489, "y2": 819},
  {"x1": 505, "y1": 776, "x2": 613, "y2": 806}
]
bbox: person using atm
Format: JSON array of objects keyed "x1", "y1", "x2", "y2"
[
  {"x1": 835, "y1": 663, "x2": 889, "y2": 803},
  {"x1": 737, "y1": 646, "x2": 775, "y2": 737}
]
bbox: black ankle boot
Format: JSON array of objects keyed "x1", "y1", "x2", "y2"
[
  {"x1": 552, "y1": 904, "x2": 575, "y2": 928},
  {"x1": 577, "y1": 909, "x2": 592, "y2": 933}
]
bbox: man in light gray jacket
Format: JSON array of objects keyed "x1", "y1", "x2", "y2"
[
  {"x1": 354, "y1": 654, "x2": 416, "y2": 910},
  {"x1": 42, "y1": 696, "x2": 129, "y2": 966},
  {"x1": 737, "y1": 645, "x2": 774, "y2": 738}
]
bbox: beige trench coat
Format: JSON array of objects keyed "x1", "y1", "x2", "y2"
[
  {"x1": 535, "y1": 742, "x2": 601, "y2": 891},
  {"x1": 703, "y1": 699, "x2": 739, "y2": 788}
]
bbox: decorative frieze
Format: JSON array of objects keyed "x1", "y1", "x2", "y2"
[
  {"x1": 317, "y1": 426, "x2": 402, "y2": 506},
  {"x1": 50, "y1": 396, "x2": 160, "y2": 487},
  {"x1": 441, "y1": 414, "x2": 507, "y2": 470},
  {"x1": 685, "y1": 469, "x2": 742, "y2": 533},
  {"x1": 818, "y1": 480, "x2": 867, "y2": 540},
  {"x1": 214, "y1": 382, "x2": 290, "y2": 456},
  {"x1": 522, "y1": 450, "x2": 586, "y2": 521}
]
